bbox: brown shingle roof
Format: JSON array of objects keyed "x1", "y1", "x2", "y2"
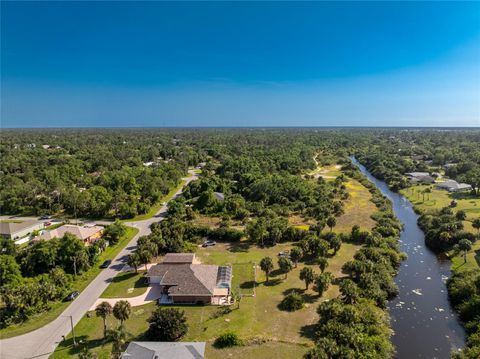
[
  {"x1": 147, "y1": 263, "x2": 221, "y2": 296},
  {"x1": 163, "y1": 253, "x2": 195, "y2": 264},
  {"x1": 38, "y1": 224, "x2": 103, "y2": 241}
]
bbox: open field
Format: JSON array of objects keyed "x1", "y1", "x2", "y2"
[
  {"x1": 298, "y1": 163, "x2": 377, "y2": 233},
  {"x1": 334, "y1": 179, "x2": 377, "y2": 233},
  {"x1": 307, "y1": 164, "x2": 342, "y2": 180},
  {"x1": 100, "y1": 271, "x2": 149, "y2": 298},
  {"x1": 400, "y1": 185, "x2": 480, "y2": 271},
  {"x1": 400, "y1": 185, "x2": 480, "y2": 220},
  {"x1": 53, "y1": 240, "x2": 360, "y2": 358},
  {"x1": 0, "y1": 227, "x2": 139, "y2": 339},
  {"x1": 450, "y1": 240, "x2": 480, "y2": 272}
]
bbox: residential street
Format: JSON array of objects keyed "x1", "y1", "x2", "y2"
[{"x1": 0, "y1": 171, "x2": 198, "y2": 359}]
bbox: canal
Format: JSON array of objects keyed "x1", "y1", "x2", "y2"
[{"x1": 351, "y1": 157, "x2": 465, "y2": 359}]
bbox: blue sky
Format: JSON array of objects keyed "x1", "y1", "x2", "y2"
[{"x1": 1, "y1": 1, "x2": 479, "y2": 128}]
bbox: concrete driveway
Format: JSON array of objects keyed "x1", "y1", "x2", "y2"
[
  {"x1": 0, "y1": 170, "x2": 198, "y2": 359},
  {"x1": 90, "y1": 284, "x2": 162, "y2": 310}
]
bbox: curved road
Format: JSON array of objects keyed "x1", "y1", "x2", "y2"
[{"x1": 0, "y1": 171, "x2": 198, "y2": 359}]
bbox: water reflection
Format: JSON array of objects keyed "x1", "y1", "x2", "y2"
[{"x1": 351, "y1": 157, "x2": 465, "y2": 359}]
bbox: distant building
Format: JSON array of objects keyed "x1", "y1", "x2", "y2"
[
  {"x1": 0, "y1": 220, "x2": 44, "y2": 240},
  {"x1": 405, "y1": 172, "x2": 435, "y2": 184},
  {"x1": 436, "y1": 180, "x2": 472, "y2": 193},
  {"x1": 147, "y1": 253, "x2": 231, "y2": 305},
  {"x1": 36, "y1": 224, "x2": 103, "y2": 244},
  {"x1": 121, "y1": 341, "x2": 206, "y2": 359}
]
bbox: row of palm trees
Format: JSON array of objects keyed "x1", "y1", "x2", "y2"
[{"x1": 95, "y1": 300, "x2": 131, "y2": 338}]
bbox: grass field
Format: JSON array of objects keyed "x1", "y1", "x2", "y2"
[
  {"x1": 400, "y1": 185, "x2": 480, "y2": 220},
  {"x1": 334, "y1": 179, "x2": 377, "y2": 233},
  {"x1": 307, "y1": 164, "x2": 343, "y2": 180},
  {"x1": 53, "y1": 240, "x2": 360, "y2": 358},
  {"x1": 100, "y1": 271, "x2": 149, "y2": 298},
  {"x1": 297, "y1": 164, "x2": 377, "y2": 233},
  {"x1": 400, "y1": 185, "x2": 480, "y2": 271},
  {"x1": 0, "y1": 227, "x2": 139, "y2": 339}
]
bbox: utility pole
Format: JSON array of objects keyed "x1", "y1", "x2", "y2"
[{"x1": 70, "y1": 315, "x2": 77, "y2": 347}]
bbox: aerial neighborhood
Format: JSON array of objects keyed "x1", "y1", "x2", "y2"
[{"x1": 1, "y1": 1, "x2": 480, "y2": 358}]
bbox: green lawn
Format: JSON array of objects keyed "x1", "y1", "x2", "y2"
[
  {"x1": 100, "y1": 271, "x2": 148, "y2": 298},
  {"x1": 400, "y1": 185, "x2": 480, "y2": 220},
  {"x1": 400, "y1": 185, "x2": 480, "y2": 271},
  {"x1": 0, "y1": 227, "x2": 139, "y2": 339},
  {"x1": 450, "y1": 240, "x2": 480, "y2": 272},
  {"x1": 53, "y1": 240, "x2": 360, "y2": 358}
]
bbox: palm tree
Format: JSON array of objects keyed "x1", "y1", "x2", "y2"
[
  {"x1": 472, "y1": 218, "x2": 480, "y2": 235},
  {"x1": 299, "y1": 267, "x2": 315, "y2": 290},
  {"x1": 326, "y1": 217, "x2": 336, "y2": 232},
  {"x1": 290, "y1": 247, "x2": 303, "y2": 268},
  {"x1": 339, "y1": 279, "x2": 359, "y2": 304},
  {"x1": 109, "y1": 326, "x2": 127, "y2": 359},
  {"x1": 317, "y1": 257, "x2": 328, "y2": 273},
  {"x1": 458, "y1": 239, "x2": 472, "y2": 263},
  {"x1": 113, "y1": 300, "x2": 131, "y2": 327},
  {"x1": 315, "y1": 272, "x2": 333, "y2": 296},
  {"x1": 137, "y1": 249, "x2": 152, "y2": 271},
  {"x1": 127, "y1": 253, "x2": 140, "y2": 273},
  {"x1": 259, "y1": 257, "x2": 274, "y2": 283},
  {"x1": 95, "y1": 301, "x2": 113, "y2": 338},
  {"x1": 278, "y1": 257, "x2": 293, "y2": 279}
]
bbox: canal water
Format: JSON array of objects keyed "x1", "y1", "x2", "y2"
[{"x1": 351, "y1": 157, "x2": 465, "y2": 359}]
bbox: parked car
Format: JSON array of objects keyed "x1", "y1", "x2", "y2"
[
  {"x1": 278, "y1": 251, "x2": 290, "y2": 258},
  {"x1": 40, "y1": 215, "x2": 51, "y2": 220},
  {"x1": 202, "y1": 240, "x2": 217, "y2": 247},
  {"x1": 44, "y1": 222, "x2": 52, "y2": 227},
  {"x1": 67, "y1": 291, "x2": 79, "y2": 301},
  {"x1": 100, "y1": 260, "x2": 112, "y2": 268}
]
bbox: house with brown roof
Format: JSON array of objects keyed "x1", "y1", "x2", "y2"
[
  {"x1": 146, "y1": 253, "x2": 232, "y2": 305},
  {"x1": 36, "y1": 224, "x2": 103, "y2": 245}
]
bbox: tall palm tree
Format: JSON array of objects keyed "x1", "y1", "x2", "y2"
[
  {"x1": 95, "y1": 301, "x2": 113, "y2": 338},
  {"x1": 109, "y1": 326, "x2": 127, "y2": 359},
  {"x1": 113, "y1": 300, "x2": 131, "y2": 327}
]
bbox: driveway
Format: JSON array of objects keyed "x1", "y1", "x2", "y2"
[
  {"x1": 90, "y1": 284, "x2": 162, "y2": 309},
  {"x1": 0, "y1": 170, "x2": 198, "y2": 359}
]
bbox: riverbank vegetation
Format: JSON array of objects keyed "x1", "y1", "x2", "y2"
[{"x1": 353, "y1": 129, "x2": 480, "y2": 358}]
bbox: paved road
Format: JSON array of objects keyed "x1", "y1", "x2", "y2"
[{"x1": 0, "y1": 171, "x2": 198, "y2": 359}]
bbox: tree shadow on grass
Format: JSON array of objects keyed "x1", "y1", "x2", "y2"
[
  {"x1": 240, "y1": 280, "x2": 257, "y2": 289},
  {"x1": 282, "y1": 288, "x2": 318, "y2": 304},
  {"x1": 228, "y1": 242, "x2": 250, "y2": 253},
  {"x1": 56, "y1": 335, "x2": 106, "y2": 356},
  {"x1": 269, "y1": 269, "x2": 285, "y2": 277},
  {"x1": 299, "y1": 323, "x2": 317, "y2": 341},
  {"x1": 263, "y1": 278, "x2": 282, "y2": 287}
]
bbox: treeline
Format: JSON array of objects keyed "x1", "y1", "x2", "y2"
[
  {"x1": 354, "y1": 130, "x2": 480, "y2": 193},
  {"x1": 0, "y1": 221, "x2": 127, "y2": 327},
  {"x1": 0, "y1": 129, "x2": 197, "y2": 218},
  {"x1": 305, "y1": 163, "x2": 404, "y2": 358},
  {"x1": 448, "y1": 270, "x2": 480, "y2": 359}
]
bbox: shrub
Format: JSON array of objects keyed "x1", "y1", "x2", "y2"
[
  {"x1": 280, "y1": 292, "x2": 305, "y2": 311},
  {"x1": 214, "y1": 332, "x2": 242, "y2": 348}
]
